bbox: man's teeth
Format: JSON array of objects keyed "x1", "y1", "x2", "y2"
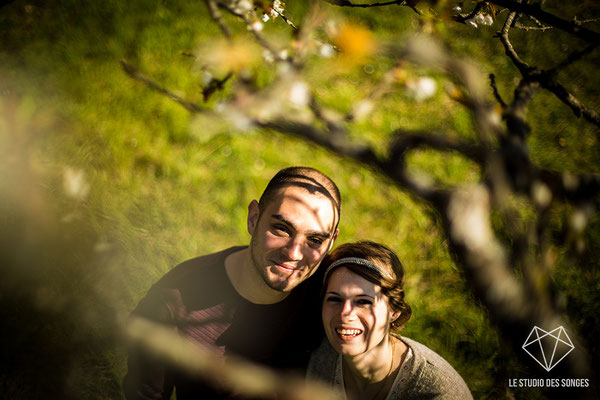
[{"x1": 336, "y1": 328, "x2": 362, "y2": 337}]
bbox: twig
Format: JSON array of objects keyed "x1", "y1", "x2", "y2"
[
  {"x1": 205, "y1": 0, "x2": 232, "y2": 39},
  {"x1": 322, "y1": 0, "x2": 404, "y2": 8},
  {"x1": 489, "y1": 0, "x2": 600, "y2": 43},
  {"x1": 497, "y1": 11, "x2": 531, "y2": 76},
  {"x1": 552, "y1": 43, "x2": 598, "y2": 72},
  {"x1": 119, "y1": 60, "x2": 205, "y2": 113},
  {"x1": 489, "y1": 74, "x2": 507, "y2": 108}
]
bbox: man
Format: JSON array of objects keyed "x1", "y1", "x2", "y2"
[{"x1": 123, "y1": 166, "x2": 341, "y2": 399}]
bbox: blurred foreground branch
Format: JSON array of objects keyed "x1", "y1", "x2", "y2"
[{"x1": 125, "y1": 317, "x2": 339, "y2": 400}]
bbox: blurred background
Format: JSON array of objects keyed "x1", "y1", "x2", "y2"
[{"x1": 1, "y1": 1, "x2": 598, "y2": 399}]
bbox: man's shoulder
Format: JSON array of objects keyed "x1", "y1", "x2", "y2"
[
  {"x1": 156, "y1": 246, "x2": 246, "y2": 288},
  {"x1": 132, "y1": 246, "x2": 245, "y2": 320}
]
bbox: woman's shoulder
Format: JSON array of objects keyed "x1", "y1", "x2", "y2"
[{"x1": 395, "y1": 336, "x2": 473, "y2": 400}]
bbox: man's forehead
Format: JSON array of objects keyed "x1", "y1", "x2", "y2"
[
  {"x1": 271, "y1": 185, "x2": 336, "y2": 209},
  {"x1": 266, "y1": 186, "x2": 338, "y2": 227}
]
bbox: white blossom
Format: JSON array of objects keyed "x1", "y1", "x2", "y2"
[
  {"x1": 352, "y1": 100, "x2": 374, "y2": 122},
  {"x1": 289, "y1": 81, "x2": 310, "y2": 108},
  {"x1": 249, "y1": 20, "x2": 263, "y2": 32},
  {"x1": 482, "y1": 14, "x2": 494, "y2": 26},
  {"x1": 406, "y1": 77, "x2": 437, "y2": 102},
  {"x1": 273, "y1": 0, "x2": 284, "y2": 14},
  {"x1": 63, "y1": 167, "x2": 90, "y2": 201},
  {"x1": 474, "y1": 13, "x2": 486, "y2": 25},
  {"x1": 236, "y1": 0, "x2": 253, "y2": 13},
  {"x1": 262, "y1": 49, "x2": 274, "y2": 63},
  {"x1": 202, "y1": 71, "x2": 213, "y2": 86},
  {"x1": 466, "y1": 18, "x2": 478, "y2": 28},
  {"x1": 319, "y1": 43, "x2": 334, "y2": 58}
]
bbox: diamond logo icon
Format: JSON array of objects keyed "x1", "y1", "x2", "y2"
[{"x1": 522, "y1": 326, "x2": 575, "y2": 372}]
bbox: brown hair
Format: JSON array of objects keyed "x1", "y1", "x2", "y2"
[
  {"x1": 258, "y1": 166, "x2": 341, "y2": 229},
  {"x1": 322, "y1": 241, "x2": 412, "y2": 330}
]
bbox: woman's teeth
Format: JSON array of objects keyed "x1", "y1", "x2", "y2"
[{"x1": 336, "y1": 328, "x2": 362, "y2": 337}]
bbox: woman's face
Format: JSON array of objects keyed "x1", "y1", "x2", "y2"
[{"x1": 322, "y1": 267, "x2": 396, "y2": 356}]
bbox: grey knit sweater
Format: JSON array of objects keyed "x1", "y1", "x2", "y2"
[{"x1": 307, "y1": 336, "x2": 473, "y2": 400}]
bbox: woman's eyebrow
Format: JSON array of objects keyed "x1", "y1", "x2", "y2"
[
  {"x1": 356, "y1": 294, "x2": 375, "y2": 300},
  {"x1": 325, "y1": 291, "x2": 376, "y2": 300}
]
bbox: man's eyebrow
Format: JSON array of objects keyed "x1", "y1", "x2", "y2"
[{"x1": 272, "y1": 214, "x2": 331, "y2": 238}]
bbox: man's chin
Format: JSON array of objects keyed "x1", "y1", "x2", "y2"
[
  {"x1": 264, "y1": 273, "x2": 298, "y2": 292},
  {"x1": 265, "y1": 277, "x2": 294, "y2": 292}
]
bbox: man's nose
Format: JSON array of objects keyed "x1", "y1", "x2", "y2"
[{"x1": 282, "y1": 236, "x2": 303, "y2": 261}]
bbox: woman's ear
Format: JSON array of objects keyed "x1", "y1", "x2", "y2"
[{"x1": 390, "y1": 310, "x2": 402, "y2": 323}]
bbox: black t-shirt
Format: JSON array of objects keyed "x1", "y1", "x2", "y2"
[{"x1": 123, "y1": 246, "x2": 324, "y2": 399}]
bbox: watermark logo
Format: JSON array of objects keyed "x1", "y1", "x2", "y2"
[{"x1": 522, "y1": 326, "x2": 574, "y2": 372}]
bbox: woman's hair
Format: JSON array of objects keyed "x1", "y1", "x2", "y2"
[{"x1": 321, "y1": 241, "x2": 412, "y2": 330}]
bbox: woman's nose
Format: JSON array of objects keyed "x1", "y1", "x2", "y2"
[{"x1": 340, "y1": 300, "x2": 355, "y2": 320}]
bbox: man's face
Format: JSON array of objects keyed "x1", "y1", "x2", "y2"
[{"x1": 248, "y1": 185, "x2": 338, "y2": 292}]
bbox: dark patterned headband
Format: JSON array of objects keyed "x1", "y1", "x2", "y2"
[{"x1": 323, "y1": 257, "x2": 393, "y2": 284}]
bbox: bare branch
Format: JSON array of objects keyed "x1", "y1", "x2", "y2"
[
  {"x1": 119, "y1": 59, "x2": 205, "y2": 113},
  {"x1": 489, "y1": 73, "x2": 507, "y2": 108},
  {"x1": 538, "y1": 71, "x2": 600, "y2": 128},
  {"x1": 513, "y1": 21, "x2": 553, "y2": 31},
  {"x1": 322, "y1": 0, "x2": 404, "y2": 8},
  {"x1": 498, "y1": 12, "x2": 532, "y2": 76},
  {"x1": 126, "y1": 316, "x2": 339, "y2": 400},
  {"x1": 204, "y1": 0, "x2": 233, "y2": 39},
  {"x1": 497, "y1": 12, "x2": 600, "y2": 129},
  {"x1": 388, "y1": 130, "x2": 485, "y2": 165},
  {"x1": 489, "y1": 0, "x2": 600, "y2": 43},
  {"x1": 322, "y1": 0, "x2": 422, "y2": 14},
  {"x1": 552, "y1": 43, "x2": 599, "y2": 72}
]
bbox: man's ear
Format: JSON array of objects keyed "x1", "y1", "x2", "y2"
[
  {"x1": 326, "y1": 229, "x2": 340, "y2": 253},
  {"x1": 247, "y1": 200, "x2": 260, "y2": 235}
]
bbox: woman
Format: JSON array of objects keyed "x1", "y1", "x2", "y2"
[{"x1": 307, "y1": 241, "x2": 473, "y2": 400}]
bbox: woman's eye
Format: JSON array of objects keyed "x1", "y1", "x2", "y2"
[
  {"x1": 356, "y1": 299, "x2": 373, "y2": 306},
  {"x1": 325, "y1": 296, "x2": 342, "y2": 303}
]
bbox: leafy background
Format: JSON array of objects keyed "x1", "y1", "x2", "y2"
[{"x1": 1, "y1": 0, "x2": 598, "y2": 399}]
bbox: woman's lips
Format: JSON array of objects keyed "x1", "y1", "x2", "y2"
[{"x1": 336, "y1": 327, "x2": 363, "y2": 341}]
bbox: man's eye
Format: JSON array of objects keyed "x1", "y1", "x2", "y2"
[
  {"x1": 308, "y1": 237, "x2": 324, "y2": 246},
  {"x1": 273, "y1": 224, "x2": 290, "y2": 234}
]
